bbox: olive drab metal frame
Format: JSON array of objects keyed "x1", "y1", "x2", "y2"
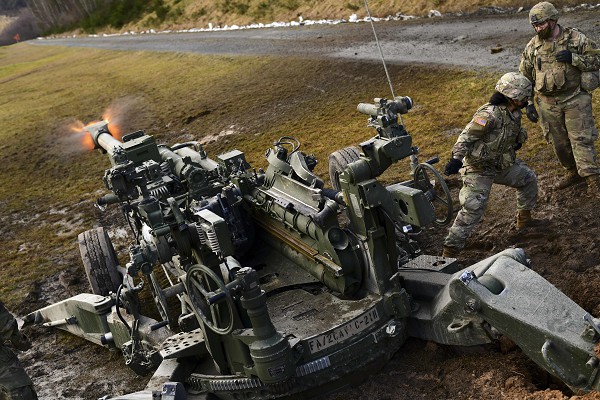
[{"x1": 25, "y1": 96, "x2": 600, "y2": 399}]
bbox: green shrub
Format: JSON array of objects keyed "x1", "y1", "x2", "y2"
[
  {"x1": 219, "y1": 0, "x2": 250, "y2": 15},
  {"x1": 346, "y1": 2, "x2": 360, "y2": 12},
  {"x1": 77, "y1": 0, "x2": 171, "y2": 32},
  {"x1": 191, "y1": 7, "x2": 207, "y2": 18}
]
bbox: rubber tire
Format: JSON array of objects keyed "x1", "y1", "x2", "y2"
[
  {"x1": 328, "y1": 146, "x2": 361, "y2": 191},
  {"x1": 78, "y1": 227, "x2": 122, "y2": 296}
]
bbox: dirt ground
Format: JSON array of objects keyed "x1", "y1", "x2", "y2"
[{"x1": 9, "y1": 7, "x2": 600, "y2": 400}]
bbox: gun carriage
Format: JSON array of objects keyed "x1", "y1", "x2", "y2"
[{"x1": 27, "y1": 96, "x2": 600, "y2": 399}]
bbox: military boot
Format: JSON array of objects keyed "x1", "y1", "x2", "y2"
[
  {"x1": 516, "y1": 209, "x2": 532, "y2": 230},
  {"x1": 442, "y1": 245, "x2": 461, "y2": 258},
  {"x1": 586, "y1": 174, "x2": 600, "y2": 198},
  {"x1": 556, "y1": 168, "x2": 583, "y2": 190},
  {"x1": 516, "y1": 209, "x2": 548, "y2": 230}
]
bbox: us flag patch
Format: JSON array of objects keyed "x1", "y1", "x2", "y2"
[{"x1": 473, "y1": 117, "x2": 487, "y2": 126}]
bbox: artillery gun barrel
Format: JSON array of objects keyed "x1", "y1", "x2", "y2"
[
  {"x1": 85, "y1": 121, "x2": 122, "y2": 154},
  {"x1": 97, "y1": 132, "x2": 122, "y2": 154}
]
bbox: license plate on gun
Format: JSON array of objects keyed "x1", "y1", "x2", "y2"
[{"x1": 307, "y1": 308, "x2": 380, "y2": 353}]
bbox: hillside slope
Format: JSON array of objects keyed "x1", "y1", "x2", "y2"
[{"x1": 138, "y1": 0, "x2": 588, "y2": 29}]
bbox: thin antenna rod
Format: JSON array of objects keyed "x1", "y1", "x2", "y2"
[{"x1": 363, "y1": 0, "x2": 395, "y2": 99}]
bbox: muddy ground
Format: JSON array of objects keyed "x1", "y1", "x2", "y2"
[
  {"x1": 16, "y1": 171, "x2": 600, "y2": 400},
  {"x1": 11, "y1": 7, "x2": 600, "y2": 400}
]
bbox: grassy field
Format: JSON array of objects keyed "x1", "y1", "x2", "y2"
[{"x1": 0, "y1": 39, "x2": 594, "y2": 308}]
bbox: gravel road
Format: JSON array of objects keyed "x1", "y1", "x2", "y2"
[{"x1": 32, "y1": 8, "x2": 600, "y2": 72}]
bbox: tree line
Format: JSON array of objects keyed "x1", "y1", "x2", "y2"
[
  {"x1": 0, "y1": 0, "x2": 27, "y2": 12},
  {"x1": 25, "y1": 0, "x2": 108, "y2": 30},
  {"x1": 1, "y1": 0, "x2": 172, "y2": 45}
]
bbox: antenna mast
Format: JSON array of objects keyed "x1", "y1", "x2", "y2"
[{"x1": 363, "y1": 0, "x2": 402, "y2": 123}]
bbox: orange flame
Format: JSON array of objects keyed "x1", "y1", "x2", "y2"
[
  {"x1": 68, "y1": 103, "x2": 126, "y2": 151},
  {"x1": 102, "y1": 107, "x2": 123, "y2": 141},
  {"x1": 68, "y1": 119, "x2": 105, "y2": 151}
]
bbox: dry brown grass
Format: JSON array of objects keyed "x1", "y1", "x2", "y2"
[
  {"x1": 132, "y1": 0, "x2": 590, "y2": 31},
  {"x1": 1, "y1": 39, "x2": 597, "y2": 307}
]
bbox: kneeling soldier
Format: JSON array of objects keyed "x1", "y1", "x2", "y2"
[{"x1": 442, "y1": 72, "x2": 540, "y2": 258}]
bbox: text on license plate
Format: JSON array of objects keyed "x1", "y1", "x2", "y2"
[{"x1": 307, "y1": 307, "x2": 380, "y2": 354}]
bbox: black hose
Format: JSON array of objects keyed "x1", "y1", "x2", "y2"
[
  {"x1": 321, "y1": 188, "x2": 345, "y2": 206},
  {"x1": 115, "y1": 284, "x2": 132, "y2": 334}
]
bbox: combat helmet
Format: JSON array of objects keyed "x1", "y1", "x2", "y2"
[
  {"x1": 529, "y1": 2, "x2": 559, "y2": 25},
  {"x1": 495, "y1": 72, "x2": 532, "y2": 102}
]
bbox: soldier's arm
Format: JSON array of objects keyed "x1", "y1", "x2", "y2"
[
  {"x1": 519, "y1": 45, "x2": 536, "y2": 102},
  {"x1": 452, "y1": 110, "x2": 494, "y2": 159},
  {"x1": 517, "y1": 127, "x2": 528, "y2": 144},
  {"x1": 571, "y1": 32, "x2": 600, "y2": 71},
  {"x1": 0, "y1": 301, "x2": 19, "y2": 341},
  {"x1": 0, "y1": 301, "x2": 31, "y2": 351}
]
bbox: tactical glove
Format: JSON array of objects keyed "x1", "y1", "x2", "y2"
[
  {"x1": 443, "y1": 158, "x2": 463, "y2": 176},
  {"x1": 555, "y1": 50, "x2": 573, "y2": 64},
  {"x1": 514, "y1": 142, "x2": 523, "y2": 151},
  {"x1": 525, "y1": 104, "x2": 539, "y2": 123}
]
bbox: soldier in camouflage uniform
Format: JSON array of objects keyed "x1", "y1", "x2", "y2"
[
  {"x1": 0, "y1": 301, "x2": 37, "y2": 400},
  {"x1": 519, "y1": 1, "x2": 600, "y2": 194},
  {"x1": 442, "y1": 73, "x2": 539, "y2": 258}
]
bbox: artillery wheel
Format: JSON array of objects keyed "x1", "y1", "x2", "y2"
[
  {"x1": 186, "y1": 264, "x2": 235, "y2": 335},
  {"x1": 328, "y1": 146, "x2": 361, "y2": 191},
  {"x1": 413, "y1": 163, "x2": 453, "y2": 226},
  {"x1": 78, "y1": 227, "x2": 122, "y2": 296}
]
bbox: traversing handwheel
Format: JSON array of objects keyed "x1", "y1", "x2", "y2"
[
  {"x1": 186, "y1": 264, "x2": 235, "y2": 335},
  {"x1": 413, "y1": 163, "x2": 453, "y2": 226}
]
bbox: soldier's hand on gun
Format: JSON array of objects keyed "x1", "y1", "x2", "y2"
[
  {"x1": 443, "y1": 158, "x2": 463, "y2": 176},
  {"x1": 555, "y1": 50, "x2": 573, "y2": 64},
  {"x1": 525, "y1": 103, "x2": 539, "y2": 123}
]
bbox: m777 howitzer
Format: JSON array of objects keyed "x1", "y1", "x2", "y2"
[{"x1": 26, "y1": 96, "x2": 600, "y2": 399}]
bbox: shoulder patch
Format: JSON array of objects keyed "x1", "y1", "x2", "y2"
[{"x1": 473, "y1": 117, "x2": 488, "y2": 127}]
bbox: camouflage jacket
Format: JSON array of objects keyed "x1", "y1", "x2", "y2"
[
  {"x1": 520, "y1": 25, "x2": 600, "y2": 103},
  {"x1": 0, "y1": 301, "x2": 18, "y2": 347},
  {"x1": 452, "y1": 103, "x2": 527, "y2": 173}
]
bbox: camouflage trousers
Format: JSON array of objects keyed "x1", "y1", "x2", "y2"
[
  {"x1": 444, "y1": 160, "x2": 538, "y2": 250},
  {"x1": 0, "y1": 347, "x2": 37, "y2": 400},
  {"x1": 538, "y1": 91, "x2": 600, "y2": 177}
]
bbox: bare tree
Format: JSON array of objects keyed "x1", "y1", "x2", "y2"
[
  {"x1": 0, "y1": 0, "x2": 27, "y2": 12},
  {"x1": 25, "y1": 0, "x2": 110, "y2": 30},
  {"x1": 0, "y1": 7, "x2": 42, "y2": 45}
]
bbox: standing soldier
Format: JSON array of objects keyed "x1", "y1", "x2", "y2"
[
  {"x1": 520, "y1": 1, "x2": 600, "y2": 193},
  {"x1": 0, "y1": 300, "x2": 37, "y2": 400},
  {"x1": 442, "y1": 73, "x2": 539, "y2": 258}
]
